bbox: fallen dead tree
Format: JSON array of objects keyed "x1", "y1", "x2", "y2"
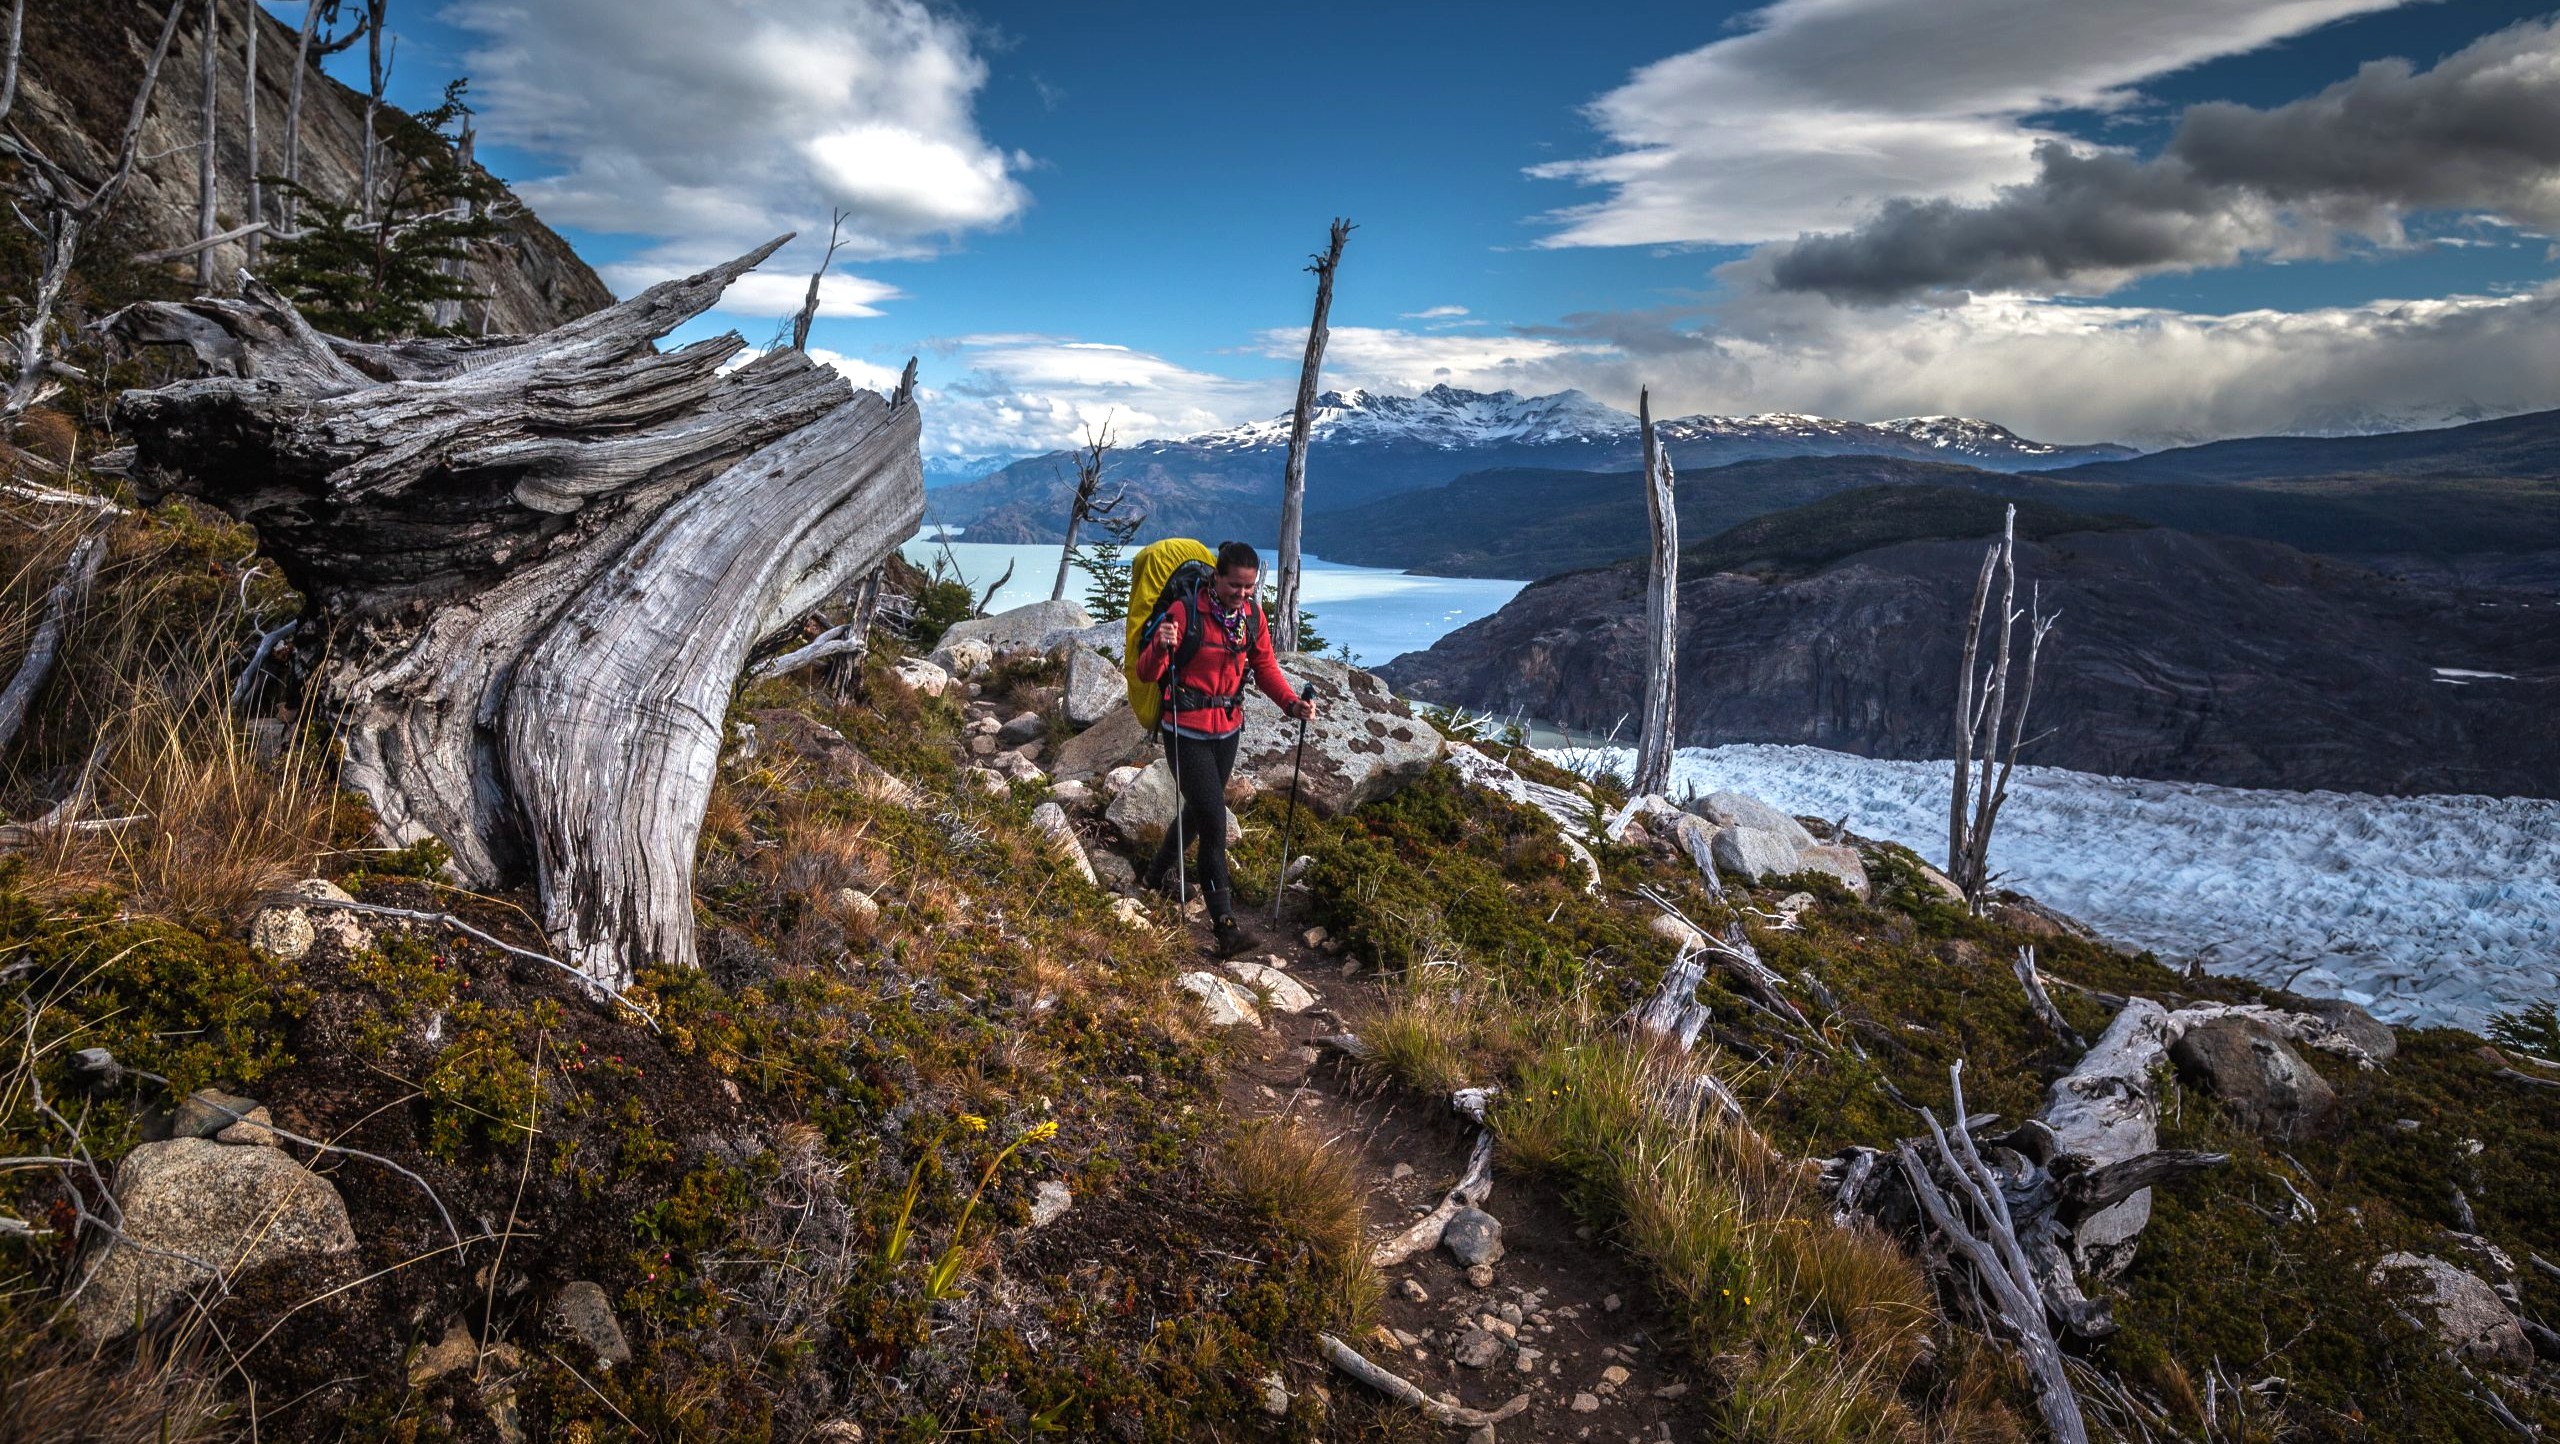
[
  {"x1": 104, "y1": 239, "x2": 925, "y2": 988},
  {"x1": 1830, "y1": 996, "x2": 2374, "y2": 1346}
]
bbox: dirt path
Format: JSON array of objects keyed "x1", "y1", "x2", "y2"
[{"x1": 1196, "y1": 912, "x2": 1711, "y2": 1443}]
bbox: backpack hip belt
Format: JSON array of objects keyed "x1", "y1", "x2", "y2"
[{"x1": 1171, "y1": 683, "x2": 1246, "y2": 713}]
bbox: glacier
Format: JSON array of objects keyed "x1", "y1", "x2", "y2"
[{"x1": 1544, "y1": 743, "x2": 2559, "y2": 1034}]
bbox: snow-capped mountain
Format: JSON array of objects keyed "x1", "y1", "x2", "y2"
[
  {"x1": 1165, "y1": 384, "x2": 2133, "y2": 468},
  {"x1": 923, "y1": 384, "x2": 2135, "y2": 546}
]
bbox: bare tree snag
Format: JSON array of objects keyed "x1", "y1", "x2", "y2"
[
  {"x1": 1630, "y1": 387, "x2": 1679, "y2": 797},
  {"x1": 2013, "y1": 946, "x2": 2086, "y2": 1050},
  {"x1": 1947, "y1": 504, "x2": 2056, "y2": 910},
  {"x1": 282, "y1": 0, "x2": 323, "y2": 237},
  {"x1": 0, "y1": 0, "x2": 23, "y2": 126},
  {"x1": 1, "y1": 0, "x2": 185, "y2": 422},
  {"x1": 241, "y1": 0, "x2": 259, "y2": 267},
  {"x1": 106, "y1": 238, "x2": 925, "y2": 989},
  {"x1": 359, "y1": 0, "x2": 388, "y2": 225},
  {"x1": 787, "y1": 209, "x2": 848, "y2": 353},
  {"x1": 1273, "y1": 218, "x2": 1351, "y2": 653},
  {"x1": 1050, "y1": 418, "x2": 1125, "y2": 601},
  {"x1": 195, "y1": 0, "x2": 221, "y2": 293}
]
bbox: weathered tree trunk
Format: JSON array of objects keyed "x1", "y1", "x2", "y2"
[
  {"x1": 787, "y1": 209, "x2": 847, "y2": 353},
  {"x1": 1947, "y1": 505, "x2": 2056, "y2": 910},
  {"x1": 1274, "y1": 218, "x2": 1351, "y2": 653},
  {"x1": 282, "y1": 0, "x2": 319, "y2": 237},
  {"x1": 1630, "y1": 387, "x2": 1678, "y2": 797},
  {"x1": 196, "y1": 0, "x2": 220, "y2": 293},
  {"x1": 241, "y1": 0, "x2": 259, "y2": 267},
  {"x1": 0, "y1": 0, "x2": 24, "y2": 126},
  {"x1": 1050, "y1": 419, "x2": 1121, "y2": 602},
  {"x1": 106, "y1": 238, "x2": 925, "y2": 988},
  {"x1": 360, "y1": 0, "x2": 386, "y2": 225}
]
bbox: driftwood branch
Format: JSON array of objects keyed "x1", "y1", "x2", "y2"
[
  {"x1": 111, "y1": 240, "x2": 925, "y2": 988},
  {"x1": 0, "y1": 525, "x2": 108, "y2": 754},
  {"x1": 1630, "y1": 387, "x2": 1678, "y2": 797},
  {"x1": 1318, "y1": 1332, "x2": 1530, "y2": 1428},
  {"x1": 2013, "y1": 946, "x2": 2086, "y2": 1050},
  {"x1": 133, "y1": 220, "x2": 270, "y2": 265},
  {"x1": 1273, "y1": 218, "x2": 1352, "y2": 654},
  {"x1": 1371, "y1": 1093, "x2": 1496, "y2": 1269}
]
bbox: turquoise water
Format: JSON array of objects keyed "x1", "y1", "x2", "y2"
[{"x1": 899, "y1": 535, "x2": 1526, "y2": 668}]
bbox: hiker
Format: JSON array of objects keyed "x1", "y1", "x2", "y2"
[{"x1": 1133, "y1": 540, "x2": 1315, "y2": 954}]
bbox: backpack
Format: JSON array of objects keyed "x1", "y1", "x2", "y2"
[{"x1": 1122, "y1": 538, "x2": 1260, "y2": 730}]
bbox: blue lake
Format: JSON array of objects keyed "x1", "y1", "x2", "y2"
[{"x1": 899, "y1": 536, "x2": 1526, "y2": 669}]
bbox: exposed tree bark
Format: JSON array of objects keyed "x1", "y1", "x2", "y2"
[
  {"x1": 1273, "y1": 218, "x2": 1351, "y2": 653},
  {"x1": 1947, "y1": 505, "x2": 2056, "y2": 910},
  {"x1": 106, "y1": 238, "x2": 925, "y2": 988},
  {"x1": 281, "y1": 0, "x2": 321, "y2": 237},
  {"x1": 0, "y1": 0, "x2": 24, "y2": 126},
  {"x1": 1, "y1": 0, "x2": 185, "y2": 423},
  {"x1": 787, "y1": 209, "x2": 847, "y2": 353},
  {"x1": 1630, "y1": 387, "x2": 1679, "y2": 797},
  {"x1": 359, "y1": 0, "x2": 387, "y2": 226},
  {"x1": 196, "y1": 0, "x2": 220, "y2": 293},
  {"x1": 0, "y1": 526, "x2": 109, "y2": 754},
  {"x1": 1050, "y1": 418, "x2": 1124, "y2": 601},
  {"x1": 241, "y1": 0, "x2": 259, "y2": 267}
]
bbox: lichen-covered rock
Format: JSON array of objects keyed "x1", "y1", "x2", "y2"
[
  {"x1": 1104, "y1": 758, "x2": 1239, "y2": 847},
  {"x1": 2169, "y1": 1017, "x2": 2337, "y2": 1141},
  {"x1": 890, "y1": 656, "x2": 950, "y2": 697},
  {"x1": 247, "y1": 879, "x2": 365, "y2": 962},
  {"x1": 76, "y1": 1137, "x2": 357, "y2": 1339},
  {"x1": 1052, "y1": 705, "x2": 1149, "y2": 783},
  {"x1": 1030, "y1": 1180, "x2": 1073, "y2": 1227},
  {"x1": 930, "y1": 635, "x2": 994, "y2": 679},
  {"x1": 1794, "y1": 842, "x2": 1871, "y2": 896},
  {"x1": 1234, "y1": 656, "x2": 1442, "y2": 816},
  {"x1": 170, "y1": 1088, "x2": 262, "y2": 1140},
  {"x1": 1030, "y1": 802, "x2": 1096, "y2": 885},
  {"x1": 2295, "y1": 995, "x2": 2397, "y2": 1062},
  {"x1": 1224, "y1": 961, "x2": 1315, "y2": 1014},
  {"x1": 2370, "y1": 1253, "x2": 2533, "y2": 1371}
]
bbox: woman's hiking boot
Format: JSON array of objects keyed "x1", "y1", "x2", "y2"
[{"x1": 1212, "y1": 912, "x2": 1255, "y2": 958}]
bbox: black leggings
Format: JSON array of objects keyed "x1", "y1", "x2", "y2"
[{"x1": 1149, "y1": 728, "x2": 1240, "y2": 915}]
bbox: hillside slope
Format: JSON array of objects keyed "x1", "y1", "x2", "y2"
[
  {"x1": 2050, "y1": 405, "x2": 2560, "y2": 486},
  {"x1": 14, "y1": 2, "x2": 611, "y2": 333},
  {"x1": 1381, "y1": 501, "x2": 2560, "y2": 796}
]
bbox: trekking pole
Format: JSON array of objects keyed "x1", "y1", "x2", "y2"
[
  {"x1": 1270, "y1": 710, "x2": 1309, "y2": 922},
  {"x1": 1163, "y1": 681, "x2": 1187, "y2": 908}
]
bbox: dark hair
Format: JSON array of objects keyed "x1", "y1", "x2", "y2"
[{"x1": 1215, "y1": 541, "x2": 1261, "y2": 575}]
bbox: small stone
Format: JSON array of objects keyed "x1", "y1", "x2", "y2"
[
  {"x1": 1389, "y1": 1161, "x2": 1414, "y2": 1181},
  {"x1": 810, "y1": 1422, "x2": 867, "y2": 1443},
  {"x1": 1030, "y1": 1180, "x2": 1072, "y2": 1227},
  {"x1": 968, "y1": 734, "x2": 999, "y2": 756},
  {"x1": 1259, "y1": 1372, "x2": 1290, "y2": 1416},
  {"x1": 1178, "y1": 971, "x2": 1262, "y2": 1028},
  {"x1": 1400, "y1": 1277, "x2": 1430, "y2": 1303},
  {"x1": 1600, "y1": 1364, "x2": 1631, "y2": 1387},
  {"x1": 1570, "y1": 1392, "x2": 1602, "y2": 1413},
  {"x1": 1651, "y1": 1382, "x2": 1689, "y2": 1400},
  {"x1": 548, "y1": 1280, "x2": 632, "y2": 1369},
  {"x1": 1049, "y1": 777, "x2": 1090, "y2": 805},
  {"x1": 1467, "y1": 1263, "x2": 1496, "y2": 1289},
  {"x1": 171, "y1": 1089, "x2": 262, "y2": 1140},
  {"x1": 1109, "y1": 896, "x2": 1154, "y2": 932},
  {"x1": 1469, "y1": 1428, "x2": 1497, "y2": 1444},
  {"x1": 834, "y1": 888, "x2": 882, "y2": 929},
  {"x1": 1224, "y1": 960, "x2": 1316, "y2": 1014},
  {"x1": 1441, "y1": 1207, "x2": 1505, "y2": 1267},
  {"x1": 1514, "y1": 1347, "x2": 1543, "y2": 1373},
  {"x1": 1453, "y1": 1328, "x2": 1506, "y2": 1369},
  {"x1": 1602, "y1": 1292, "x2": 1622, "y2": 1313},
  {"x1": 408, "y1": 1316, "x2": 479, "y2": 1385},
  {"x1": 890, "y1": 658, "x2": 949, "y2": 698},
  {"x1": 1302, "y1": 926, "x2": 1330, "y2": 948},
  {"x1": 1498, "y1": 1302, "x2": 1522, "y2": 1325},
  {"x1": 1371, "y1": 1326, "x2": 1403, "y2": 1354},
  {"x1": 214, "y1": 1107, "x2": 279, "y2": 1147},
  {"x1": 996, "y1": 711, "x2": 1047, "y2": 747}
]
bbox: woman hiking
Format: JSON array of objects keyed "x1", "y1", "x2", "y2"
[{"x1": 1134, "y1": 541, "x2": 1316, "y2": 955}]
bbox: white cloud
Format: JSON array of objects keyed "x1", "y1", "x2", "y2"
[
  {"x1": 1254, "y1": 326, "x2": 1617, "y2": 394},
  {"x1": 846, "y1": 336, "x2": 1284, "y2": 458},
  {"x1": 600, "y1": 266, "x2": 903, "y2": 320},
  {"x1": 1532, "y1": 0, "x2": 2405, "y2": 247},
  {"x1": 447, "y1": 0, "x2": 1025, "y2": 300},
  {"x1": 1401, "y1": 304, "x2": 1471, "y2": 319}
]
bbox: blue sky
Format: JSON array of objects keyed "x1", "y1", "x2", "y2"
[{"x1": 295, "y1": 0, "x2": 2560, "y2": 455}]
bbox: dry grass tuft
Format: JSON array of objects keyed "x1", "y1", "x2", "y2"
[
  {"x1": 1224, "y1": 1117, "x2": 1380, "y2": 1333},
  {"x1": 0, "y1": 1324, "x2": 230, "y2": 1444}
]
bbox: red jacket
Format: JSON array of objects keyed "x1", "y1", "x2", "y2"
[{"x1": 1136, "y1": 595, "x2": 1301, "y2": 736}]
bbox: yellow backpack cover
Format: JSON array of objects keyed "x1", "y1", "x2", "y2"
[{"x1": 1123, "y1": 537, "x2": 1216, "y2": 731}]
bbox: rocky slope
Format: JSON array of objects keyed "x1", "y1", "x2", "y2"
[
  {"x1": 1381, "y1": 500, "x2": 2560, "y2": 797},
  {"x1": 14, "y1": 2, "x2": 611, "y2": 333}
]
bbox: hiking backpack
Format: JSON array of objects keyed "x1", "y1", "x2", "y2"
[{"x1": 1122, "y1": 538, "x2": 1262, "y2": 730}]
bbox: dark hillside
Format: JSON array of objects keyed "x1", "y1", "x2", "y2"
[{"x1": 2050, "y1": 406, "x2": 2560, "y2": 486}]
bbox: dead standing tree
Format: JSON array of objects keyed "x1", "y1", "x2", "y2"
[
  {"x1": 786, "y1": 208, "x2": 849, "y2": 353},
  {"x1": 1947, "y1": 503, "x2": 2055, "y2": 911},
  {"x1": 1273, "y1": 217, "x2": 1351, "y2": 654},
  {"x1": 1050, "y1": 417, "x2": 1127, "y2": 602},
  {"x1": 0, "y1": 1, "x2": 186, "y2": 423},
  {"x1": 105, "y1": 238, "x2": 926, "y2": 989},
  {"x1": 1629, "y1": 387, "x2": 1678, "y2": 797},
  {"x1": 195, "y1": 0, "x2": 221, "y2": 293}
]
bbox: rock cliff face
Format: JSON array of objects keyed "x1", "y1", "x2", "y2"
[
  {"x1": 1381, "y1": 527, "x2": 2560, "y2": 797},
  {"x1": 16, "y1": 2, "x2": 611, "y2": 333}
]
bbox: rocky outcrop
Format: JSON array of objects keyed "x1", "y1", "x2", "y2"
[
  {"x1": 17, "y1": 4, "x2": 611, "y2": 332},
  {"x1": 1686, "y1": 792, "x2": 1870, "y2": 894},
  {"x1": 939, "y1": 599, "x2": 1094, "y2": 659},
  {"x1": 77, "y1": 1136, "x2": 358, "y2": 1339},
  {"x1": 1383, "y1": 526, "x2": 2560, "y2": 798},
  {"x1": 1234, "y1": 656, "x2": 1443, "y2": 816}
]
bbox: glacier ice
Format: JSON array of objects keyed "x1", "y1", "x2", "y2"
[{"x1": 1545, "y1": 743, "x2": 2559, "y2": 1034}]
